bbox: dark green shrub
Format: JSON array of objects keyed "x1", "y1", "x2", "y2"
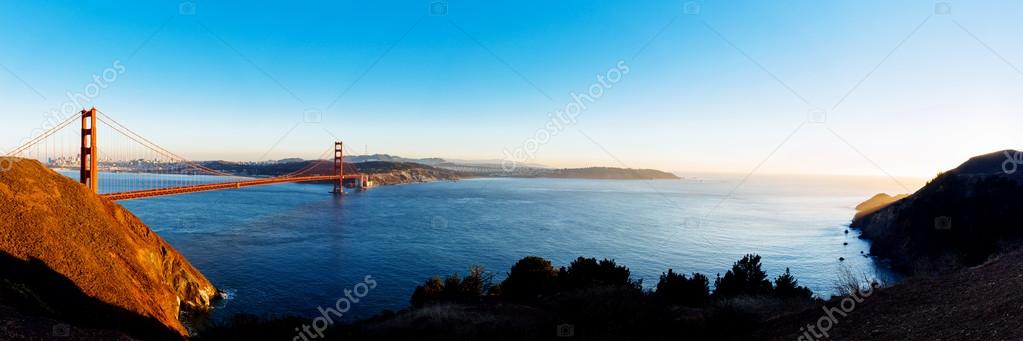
[
  {"x1": 500, "y1": 256, "x2": 558, "y2": 300},
  {"x1": 460, "y1": 265, "x2": 493, "y2": 300},
  {"x1": 442, "y1": 273, "x2": 462, "y2": 299},
  {"x1": 410, "y1": 265, "x2": 494, "y2": 307},
  {"x1": 655, "y1": 269, "x2": 710, "y2": 307},
  {"x1": 410, "y1": 276, "x2": 445, "y2": 307},
  {"x1": 559, "y1": 257, "x2": 641, "y2": 291}
]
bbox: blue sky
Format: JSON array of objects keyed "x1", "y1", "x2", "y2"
[{"x1": 1, "y1": 0, "x2": 1021, "y2": 177}]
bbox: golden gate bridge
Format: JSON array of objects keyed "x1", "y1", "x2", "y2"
[{"x1": 4, "y1": 108, "x2": 369, "y2": 200}]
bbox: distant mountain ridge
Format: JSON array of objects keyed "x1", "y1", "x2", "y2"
[
  {"x1": 343, "y1": 154, "x2": 446, "y2": 165},
  {"x1": 196, "y1": 160, "x2": 464, "y2": 186},
  {"x1": 514, "y1": 167, "x2": 680, "y2": 180},
  {"x1": 247, "y1": 154, "x2": 549, "y2": 169},
  {"x1": 199, "y1": 155, "x2": 679, "y2": 180}
]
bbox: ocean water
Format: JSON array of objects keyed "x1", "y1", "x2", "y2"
[{"x1": 100, "y1": 173, "x2": 923, "y2": 322}]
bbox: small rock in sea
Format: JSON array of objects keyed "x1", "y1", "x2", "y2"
[
  {"x1": 844, "y1": 229, "x2": 849, "y2": 234},
  {"x1": 860, "y1": 250, "x2": 864, "y2": 254},
  {"x1": 839, "y1": 257, "x2": 845, "y2": 261},
  {"x1": 843, "y1": 242, "x2": 849, "y2": 245}
]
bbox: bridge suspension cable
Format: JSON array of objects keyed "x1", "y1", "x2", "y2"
[
  {"x1": 4, "y1": 107, "x2": 361, "y2": 200},
  {"x1": 4, "y1": 112, "x2": 83, "y2": 157},
  {"x1": 95, "y1": 110, "x2": 242, "y2": 178}
]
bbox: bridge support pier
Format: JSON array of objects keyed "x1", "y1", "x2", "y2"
[
  {"x1": 333, "y1": 141, "x2": 344, "y2": 194},
  {"x1": 80, "y1": 108, "x2": 98, "y2": 193}
]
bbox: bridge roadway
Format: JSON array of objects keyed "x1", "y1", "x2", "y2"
[{"x1": 101, "y1": 174, "x2": 366, "y2": 201}]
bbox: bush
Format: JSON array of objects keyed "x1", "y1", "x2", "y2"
[
  {"x1": 410, "y1": 265, "x2": 493, "y2": 307},
  {"x1": 559, "y1": 257, "x2": 641, "y2": 291},
  {"x1": 500, "y1": 256, "x2": 559, "y2": 300},
  {"x1": 714, "y1": 254, "x2": 772, "y2": 298},
  {"x1": 772, "y1": 268, "x2": 813, "y2": 299},
  {"x1": 410, "y1": 276, "x2": 445, "y2": 308},
  {"x1": 442, "y1": 273, "x2": 462, "y2": 299},
  {"x1": 460, "y1": 265, "x2": 493, "y2": 299},
  {"x1": 655, "y1": 269, "x2": 710, "y2": 307}
]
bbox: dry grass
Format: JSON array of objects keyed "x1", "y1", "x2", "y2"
[{"x1": 0, "y1": 157, "x2": 217, "y2": 337}]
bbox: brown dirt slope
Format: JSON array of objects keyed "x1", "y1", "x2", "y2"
[
  {"x1": 0, "y1": 158, "x2": 217, "y2": 338},
  {"x1": 760, "y1": 250, "x2": 1023, "y2": 340}
]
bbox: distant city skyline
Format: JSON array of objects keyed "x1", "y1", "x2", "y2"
[{"x1": 2, "y1": 1, "x2": 1021, "y2": 178}]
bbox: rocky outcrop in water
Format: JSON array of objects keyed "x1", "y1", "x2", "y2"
[{"x1": 0, "y1": 157, "x2": 218, "y2": 339}]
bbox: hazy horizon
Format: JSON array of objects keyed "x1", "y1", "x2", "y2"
[
  {"x1": 2, "y1": 1, "x2": 1020, "y2": 178},
  {"x1": 211, "y1": 153, "x2": 935, "y2": 183}
]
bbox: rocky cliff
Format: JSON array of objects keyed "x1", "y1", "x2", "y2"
[
  {"x1": 367, "y1": 169, "x2": 461, "y2": 185},
  {"x1": 850, "y1": 150, "x2": 1023, "y2": 271},
  {"x1": 0, "y1": 157, "x2": 218, "y2": 339}
]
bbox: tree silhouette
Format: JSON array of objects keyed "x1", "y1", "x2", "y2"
[
  {"x1": 772, "y1": 268, "x2": 813, "y2": 299},
  {"x1": 714, "y1": 254, "x2": 772, "y2": 298},
  {"x1": 655, "y1": 269, "x2": 710, "y2": 307},
  {"x1": 501, "y1": 256, "x2": 559, "y2": 300},
  {"x1": 559, "y1": 257, "x2": 640, "y2": 290}
]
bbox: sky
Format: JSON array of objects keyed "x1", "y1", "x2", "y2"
[{"x1": 1, "y1": 0, "x2": 1021, "y2": 178}]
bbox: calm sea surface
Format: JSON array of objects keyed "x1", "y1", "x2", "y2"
[{"x1": 91, "y1": 173, "x2": 922, "y2": 322}]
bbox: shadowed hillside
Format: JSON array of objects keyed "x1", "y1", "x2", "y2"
[
  {"x1": 0, "y1": 157, "x2": 218, "y2": 339},
  {"x1": 851, "y1": 150, "x2": 1023, "y2": 272},
  {"x1": 0, "y1": 252, "x2": 170, "y2": 340}
]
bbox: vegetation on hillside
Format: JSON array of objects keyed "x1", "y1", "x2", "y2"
[{"x1": 197, "y1": 254, "x2": 816, "y2": 340}]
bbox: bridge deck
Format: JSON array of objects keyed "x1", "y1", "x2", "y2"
[{"x1": 101, "y1": 174, "x2": 365, "y2": 201}]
